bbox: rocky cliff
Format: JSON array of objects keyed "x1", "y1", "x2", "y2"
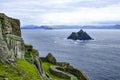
[
  {"x1": 0, "y1": 13, "x2": 46, "y2": 80},
  {"x1": 0, "y1": 13, "x2": 24, "y2": 64}
]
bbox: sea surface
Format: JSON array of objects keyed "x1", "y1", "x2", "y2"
[{"x1": 22, "y1": 29, "x2": 120, "y2": 80}]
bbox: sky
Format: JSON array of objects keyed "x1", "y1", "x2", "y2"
[{"x1": 0, "y1": 0, "x2": 120, "y2": 26}]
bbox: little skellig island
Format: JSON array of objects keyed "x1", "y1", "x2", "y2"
[
  {"x1": 0, "y1": 13, "x2": 90, "y2": 80},
  {"x1": 67, "y1": 29, "x2": 93, "y2": 40}
]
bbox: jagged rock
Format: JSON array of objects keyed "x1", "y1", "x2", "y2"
[
  {"x1": 46, "y1": 53, "x2": 56, "y2": 64},
  {"x1": 67, "y1": 29, "x2": 93, "y2": 40},
  {"x1": 0, "y1": 13, "x2": 25, "y2": 64}
]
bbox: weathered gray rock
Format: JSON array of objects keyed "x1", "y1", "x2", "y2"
[
  {"x1": 46, "y1": 53, "x2": 56, "y2": 64},
  {"x1": 34, "y1": 56, "x2": 44, "y2": 76},
  {"x1": 0, "y1": 13, "x2": 25, "y2": 64},
  {"x1": 67, "y1": 29, "x2": 93, "y2": 40}
]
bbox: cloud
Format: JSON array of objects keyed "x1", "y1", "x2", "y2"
[
  {"x1": 68, "y1": 0, "x2": 120, "y2": 8},
  {"x1": 41, "y1": 4, "x2": 120, "y2": 25},
  {"x1": 0, "y1": 0, "x2": 120, "y2": 26}
]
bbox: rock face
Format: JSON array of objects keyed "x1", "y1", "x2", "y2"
[
  {"x1": 0, "y1": 13, "x2": 45, "y2": 78},
  {"x1": 67, "y1": 29, "x2": 93, "y2": 40},
  {"x1": 0, "y1": 13, "x2": 25, "y2": 64}
]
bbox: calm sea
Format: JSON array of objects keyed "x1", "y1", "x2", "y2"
[{"x1": 22, "y1": 29, "x2": 120, "y2": 80}]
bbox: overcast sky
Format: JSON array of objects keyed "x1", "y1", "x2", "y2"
[{"x1": 1, "y1": 0, "x2": 120, "y2": 26}]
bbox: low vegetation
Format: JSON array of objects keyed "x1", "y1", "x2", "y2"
[{"x1": 0, "y1": 59, "x2": 40, "y2": 80}]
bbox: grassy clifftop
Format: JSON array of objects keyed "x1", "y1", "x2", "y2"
[{"x1": 0, "y1": 59, "x2": 40, "y2": 80}]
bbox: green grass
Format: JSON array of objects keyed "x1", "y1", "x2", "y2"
[
  {"x1": 0, "y1": 59, "x2": 41, "y2": 80},
  {"x1": 42, "y1": 61, "x2": 66, "y2": 80}
]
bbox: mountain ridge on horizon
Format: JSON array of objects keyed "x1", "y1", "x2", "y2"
[{"x1": 21, "y1": 24, "x2": 120, "y2": 29}]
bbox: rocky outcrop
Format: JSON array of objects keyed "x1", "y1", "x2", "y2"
[
  {"x1": 41, "y1": 54, "x2": 90, "y2": 80},
  {"x1": 0, "y1": 13, "x2": 24, "y2": 64},
  {"x1": 67, "y1": 29, "x2": 93, "y2": 40},
  {"x1": 46, "y1": 53, "x2": 56, "y2": 64},
  {"x1": 24, "y1": 44, "x2": 44, "y2": 76}
]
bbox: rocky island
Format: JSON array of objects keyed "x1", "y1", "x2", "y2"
[
  {"x1": 0, "y1": 13, "x2": 89, "y2": 80},
  {"x1": 67, "y1": 29, "x2": 93, "y2": 40}
]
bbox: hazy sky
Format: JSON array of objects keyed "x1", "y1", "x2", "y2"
[{"x1": 1, "y1": 0, "x2": 120, "y2": 26}]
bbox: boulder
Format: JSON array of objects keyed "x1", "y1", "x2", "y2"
[
  {"x1": 46, "y1": 53, "x2": 56, "y2": 64},
  {"x1": 67, "y1": 29, "x2": 93, "y2": 40}
]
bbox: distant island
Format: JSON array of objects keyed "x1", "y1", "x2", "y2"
[
  {"x1": 21, "y1": 24, "x2": 120, "y2": 29},
  {"x1": 67, "y1": 29, "x2": 93, "y2": 40}
]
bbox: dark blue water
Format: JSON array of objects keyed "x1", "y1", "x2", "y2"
[{"x1": 22, "y1": 29, "x2": 120, "y2": 80}]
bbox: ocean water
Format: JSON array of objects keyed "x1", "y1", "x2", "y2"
[{"x1": 22, "y1": 29, "x2": 120, "y2": 80}]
